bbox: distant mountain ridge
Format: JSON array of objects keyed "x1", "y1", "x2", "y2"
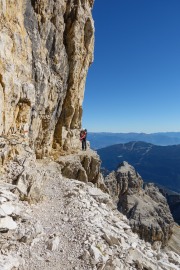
[
  {"x1": 88, "y1": 132, "x2": 180, "y2": 149},
  {"x1": 97, "y1": 141, "x2": 180, "y2": 193}
]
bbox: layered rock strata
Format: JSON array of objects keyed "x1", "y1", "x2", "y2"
[
  {"x1": 0, "y1": 0, "x2": 94, "y2": 156},
  {"x1": 105, "y1": 161, "x2": 174, "y2": 246}
]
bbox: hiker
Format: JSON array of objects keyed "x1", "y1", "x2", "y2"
[{"x1": 80, "y1": 129, "x2": 87, "y2": 150}]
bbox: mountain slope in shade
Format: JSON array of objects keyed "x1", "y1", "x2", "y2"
[
  {"x1": 158, "y1": 185, "x2": 180, "y2": 225},
  {"x1": 97, "y1": 141, "x2": 180, "y2": 193},
  {"x1": 88, "y1": 132, "x2": 180, "y2": 149}
]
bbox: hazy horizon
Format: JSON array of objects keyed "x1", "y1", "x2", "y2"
[{"x1": 87, "y1": 131, "x2": 180, "y2": 134}]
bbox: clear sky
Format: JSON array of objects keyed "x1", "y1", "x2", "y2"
[{"x1": 82, "y1": 0, "x2": 180, "y2": 133}]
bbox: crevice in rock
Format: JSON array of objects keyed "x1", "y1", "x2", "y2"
[
  {"x1": 0, "y1": 74, "x2": 5, "y2": 90},
  {"x1": 30, "y1": 0, "x2": 36, "y2": 9},
  {"x1": 46, "y1": 28, "x2": 56, "y2": 59},
  {"x1": 84, "y1": 17, "x2": 93, "y2": 50},
  {"x1": 13, "y1": 101, "x2": 31, "y2": 135},
  {"x1": 0, "y1": 74, "x2": 5, "y2": 135}
]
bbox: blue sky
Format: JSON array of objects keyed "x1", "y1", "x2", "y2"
[{"x1": 82, "y1": 0, "x2": 180, "y2": 133}]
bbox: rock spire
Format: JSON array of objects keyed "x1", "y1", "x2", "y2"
[{"x1": 105, "y1": 161, "x2": 174, "y2": 246}]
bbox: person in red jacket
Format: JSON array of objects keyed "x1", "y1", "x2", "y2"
[{"x1": 80, "y1": 129, "x2": 87, "y2": 150}]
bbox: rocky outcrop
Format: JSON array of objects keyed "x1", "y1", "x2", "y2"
[
  {"x1": 58, "y1": 149, "x2": 108, "y2": 192},
  {"x1": 105, "y1": 161, "x2": 174, "y2": 246},
  {"x1": 0, "y1": 135, "x2": 47, "y2": 202},
  {"x1": 0, "y1": 0, "x2": 94, "y2": 157}
]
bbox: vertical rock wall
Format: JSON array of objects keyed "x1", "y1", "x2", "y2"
[{"x1": 0, "y1": 0, "x2": 94, "y2": 157}]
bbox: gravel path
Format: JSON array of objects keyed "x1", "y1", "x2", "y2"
[{"x1": 19, "y1": 161, "x2": 93, "y2": 270}]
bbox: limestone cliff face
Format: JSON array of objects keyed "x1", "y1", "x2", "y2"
[{"x1": 0, "y1": 0, "x2": 94, "y2": 157}]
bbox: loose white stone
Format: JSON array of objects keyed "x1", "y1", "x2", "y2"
[
  {"x1": 0, "y1": 202, "x2": 15, "y2": 215},
  {"x1": 0, "y1": 254, "x2": 19, "y2": 270},
  {"x1": 0, "y1": 208, "x2": 6, "y2": 218},
  {"x1": 0, "y1": 216, "x2": 17, "y2": 231},
  {"x1": 89, "y1": 244, "x2": 103, "y2": 264},
  {"x1": 47, "y1": 236, "x2": 60, "y2": 251},
  {"x1": 0, "y1": 197, "x2": 7, "y2": 204},
  {"x1": 131, "y1": 242, "x2": 138, "y2": 249}
]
